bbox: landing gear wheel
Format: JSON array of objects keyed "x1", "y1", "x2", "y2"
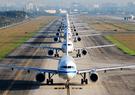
[
  {"x1": 76, "y1": 54, "x2": 81, "y2": 57},
  {"x1": 81, "y1": 79, "x2": 84, "y2": 84},
  {"x1": 54, "y1": 54, "x2": 59, "y2": 57},
  {"x1": 65, "y1": 84, "x2": 69, "y2": 89},
  {"x1": 76, "y1": 54, "x2": 79, "y2": 57},
  {"x1": 65, "y1": 80, "x2": 70, "y2": 89},
  {"x1": 50, "y1": 79, "x2": 53, "y2": 84},
  {"x1": 59, "y1": 40, "x2": 62, "y2": 42},
  {"x1": 47, "y1": 79, "x2": 49, "y2": 84},
  {"x1": 81, "y1": 79, "x2": 88, "y2": 84},
  {"x1": 85, "y1": 79, "x2": 88, "y2": 84},
  {"x1": 46, "y1": 79, "x2": 53, "y2": 85}
]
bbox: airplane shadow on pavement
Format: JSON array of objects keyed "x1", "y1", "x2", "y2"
[
  {"x1": 6, "y1": 55, "x2": 60, "y2": 60},
  {"x1": 0, "y1": 80, "x2": 41, "y2": 90},
  {"x1": 0, "y1": 80, "x2": 83, "y2": 90}
]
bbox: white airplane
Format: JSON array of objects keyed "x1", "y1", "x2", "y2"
[
  {"x1": 30, "y1": 13, "x2": 115, "y2": 57},
  {"x1": 124, "y1": 15, "x2": 135, "y2": 21},
  {"x1": 54, "y1": 14, "x2": 101, "y2": 43},
  {"x1": 1, "y1": 29, "x2": 135, "y2": 89},
  {"x1": 30, "y1": 26, "x2": 115, "y2": 57},
  {"x1": 35, "y1": 13, "x2": 98, "y2": 43}
]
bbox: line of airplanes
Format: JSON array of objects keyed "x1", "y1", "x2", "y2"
[
  {"x1": 0, "y1": 13, "x2": 135, "y2": 88},
  {"x1": 31, "y1": 14, "x2": 114, "y2": 58}
]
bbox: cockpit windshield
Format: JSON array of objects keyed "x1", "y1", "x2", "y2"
[
  {"x1": 61, "y1": 66, "x2": 74, "y2": 69},
  {"x1": 68, "y1": 44, "x2": 72, "y2": 46},
  {"x1": 63, "y1": 44, "x2": 72, "y2": 46}
]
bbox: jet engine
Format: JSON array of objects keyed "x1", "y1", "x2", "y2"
[
  {"x1": 76, "y1": 32, "x2": 79, "y2": 36},
  {"x1": 48, "y1": 50, "x2": 54, "y2": 55},
  {"x1": 54, "y1": 37, "x2": 59, "y2": 42},
  {"x1": 57, "y1": 29, "x2": 61, "y2": 32},
  {"x1": 89, "y1": 71, "x2": 98, "y2": 82},
  {"x1": 36, "y1": 73, "x2": 45, "y2": 82},
  {"x1": 77, "y1": 37, "x2": 81, "y2": 41},
  {"x1": 82, "y1": 49, "x2": 87, "y2": 55},
  {"x1": 56, "y1": 32, "x2": 60, "y2": 36}
]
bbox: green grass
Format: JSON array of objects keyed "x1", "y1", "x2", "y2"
[
  {"x1": 0, "y1": 32, "x2": 37, "y2": 60},
  {"x1": 0, "y1": 24, "x2": 46, "y2": 60},
  {"x1": 105, "y1": 36, "x2": 135, "y2": 55},
  {"x1": 0, "y1": 16, "x2": 56, "y2": 60}
]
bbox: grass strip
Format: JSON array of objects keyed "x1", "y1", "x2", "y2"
[
  {"x1": 0, "y1": 16, "x2": 56, "y2": 60},
  {"x1": 105, "y1": 35, "x2": 135, "y2": 55}
]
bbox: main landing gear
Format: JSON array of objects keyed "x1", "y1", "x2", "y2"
[
  {"x1": 80, "y1": 73, "x2": 88, "y2": 84},
  {"x1": 46, "y1": 73, "x2": 54, "y2": 85},
  {"x1": 76, "y1": 49, "x2": 81, "y2": 57},
  {"x1": 65, "y1": 80, "x2": 70, "y2": 89},
  {"x1": 54, "y1": 50, "x2": 59, "y2": 57}
]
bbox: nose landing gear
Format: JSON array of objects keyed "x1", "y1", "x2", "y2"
[
  {"x1": 54, "y1": 50, "x2": 59, "y2": 57},
  {"x1": 65, "y1": 80, "x2": 70, "y2": 89}
]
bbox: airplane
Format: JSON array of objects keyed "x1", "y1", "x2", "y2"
[
  {"x1": 30, "y1": 26, "x2": 115, "y2": 58},
  {"x1": 0, "y1": 28, "x2": 135, "y2": 89},
  {"x1": 51, "y1": 14, "x2": 101, "y2": 42},
  {"x1": 124, "y1": 15, "x2": 135, "y2": 21},
  {"x1": 35, "y1": 14, "x2": 100, "y2": 43},
  {"x1": 30, "y1": 13, "x2": 115, "y2": 57}
]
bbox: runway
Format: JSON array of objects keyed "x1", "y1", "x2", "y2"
[{"x1": 0, "y1": 15, "x2": 135, "y2": 95}]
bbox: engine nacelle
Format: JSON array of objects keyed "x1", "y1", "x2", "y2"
[
  {"x1": 89, "y1": 72, "x2": 98, "y2": 82},
  {"x1": 36, "y1": 73, "x2": 45, "y2": 82},
  {"x1": 82, "y1": 49, "x2": 87, "y2": 55},
  {"x1": 56, "y1": 32, "x2": 60, "y2": 36},
  {"x1": 54, "y1": 37, "x2": 59, "y2": 42},
  {"x1": 76, "y1": 32, "x2": 79, "y2": 36},
  {"x1": 48, "y1": 50, "x2": 54, "y2": 55},
  {"x1": 77, "y1": 37, "x2": 81, "y2": 41},
  {"x1": 57, "y1": 29, "x2": 61, "y2": 31}
]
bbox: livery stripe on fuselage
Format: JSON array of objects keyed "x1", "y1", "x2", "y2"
[{"x1": 58, "y1": 70, "x2": 77, "y2": 73}]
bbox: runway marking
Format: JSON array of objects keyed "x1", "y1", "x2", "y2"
[
  {"x1": 67, "y1": 87, "x2": 70, "y2": 95},
  {"x1": 72, "y1": 87, "x2": 82, "y2": 89},
  {"x1": 54, "y1": 87, "x2": 65, "y2": 89},
  {"x1": 3, "y1": 48, "x2": 40, "y2": 95},
  {"x1": 54, "y1": 87, "x2": 82, "y2": 90}
]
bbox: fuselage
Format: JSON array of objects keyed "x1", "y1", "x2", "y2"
[
  {"x1": 64, "y1": 30, "x2": 73, "y2": 40},
  {"x1": 58, "y1": 55, "x2": 77, "y2": 80},
  {"x1": 58, "y1": 13, "x2": 77, "y2": 80},
  {"x1": 61, "y1": 40, "x2": 74, "y2": 53}
]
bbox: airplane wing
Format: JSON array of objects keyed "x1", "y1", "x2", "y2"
[
  {"x1": 75, "y1": 44, "x2": 115, "y2": 50},
  {"x1": 0, "y1": 64, "x2": 58, "y2": 74},
  {"x1": 33, "y1": 35, "x2": 57, "y2": 38},
  {"x1": 28, "y1": 45, "x2": 62, "y2": 51},
  {"x1": 0, "y1": 64, "x2": 74, "y2": 74},
  {"x1": 85, "y1": 44, "x2": 115, "y2": 49},
  {"x1": 38, "y1": 31, "x2": 56, "y2": 34},
  {"x1": 38, "y1": 31, "x2": 63, "y2": 34},
  {"x1": 74, "y1": 34, "x2": 101, "y2": 37},
  {"x1": 77, "y1": 64, "x2": 135, "y2": 74},
  {"x1": 32, "y1": 35, "x2": 64, "y2": 38}
]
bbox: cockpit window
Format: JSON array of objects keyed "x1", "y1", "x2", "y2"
[
  {"x1": 61, "y1": 66, "x2": 74, "y2": 69},
  {"x1": 63, "y1": 44, "x2": 72, "y2": 46},
  {"x1": 68, "y1": 66, "x2": 73, "y2": 68}
]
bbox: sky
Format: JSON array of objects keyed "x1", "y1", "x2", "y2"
[{"x1": 0, "y1": 0, "x2": 135, "y2": 7}]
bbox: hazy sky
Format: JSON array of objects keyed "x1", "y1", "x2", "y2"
[{"x1": 0, "y1": 0, "x2": 135, "y2": 7}]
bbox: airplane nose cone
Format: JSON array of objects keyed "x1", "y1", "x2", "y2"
[
  {"x1": 60, "y1": 72, "x2": 76, "y2": 80},
  {"x1": 67, "y1": 73, "x2": 75, "y2": 80}
]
